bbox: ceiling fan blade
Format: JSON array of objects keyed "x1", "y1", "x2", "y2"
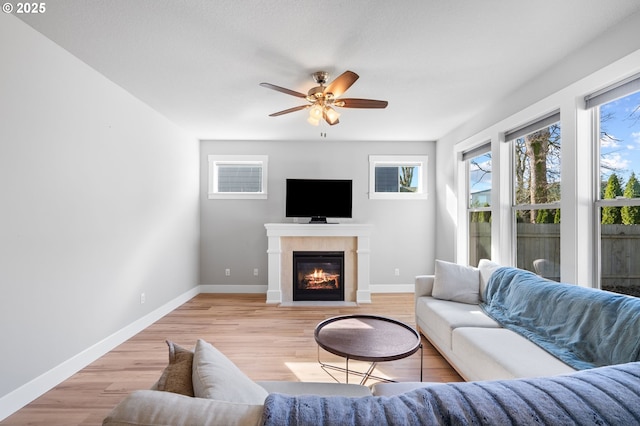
[
  {"x1": 268, "y1": 105, "x2": 309, "y2": 117},
  {"x1": 324, "y1": 71, "x2": 359, "y2": 97},
  {"x1": 338, "y1": 98, "x2": 388, "y2": 109},
  {"x1": 260, "y1": 82, "x2": 307, "y2": 98}
]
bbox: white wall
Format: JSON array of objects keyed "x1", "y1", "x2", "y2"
[
  {"x1": 435, "y1": 10, "x2": 640, "y2": 280},
  {"x1": 200, "y1": 140, "x2": 435, "y2": 291},
  {"x1": 0, "y1": 14, "x2": 199, "y2": 415}
]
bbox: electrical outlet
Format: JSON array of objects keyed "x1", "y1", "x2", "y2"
[
  {"x1": 394, "y1": 268, "x2": 400, "y2": 276},
  {"x1": 140, "y1": 293, "x2": 146, "y2": 304},
  {"x1": 253, "y1": 268, "x2": 259, "y2": 276},
  {"x1": 225, "y1": 268, "x2": 231, "y2": 276}
]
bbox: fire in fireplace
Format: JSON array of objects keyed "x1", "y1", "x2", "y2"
[{"x1": 293, "y1": 251, "x2": 344, "y2": 301}]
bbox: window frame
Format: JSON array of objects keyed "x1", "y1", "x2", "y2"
[
  {"x1": 208, "y1": 155, "x2": 268, "y2": 200},
  {"x1": 368, "y1": 155, "x2": 428, "y2": 200}
]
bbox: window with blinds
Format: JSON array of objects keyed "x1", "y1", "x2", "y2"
[{"x1": 208, "y1": 155, "x2": 268, "y2": 199}]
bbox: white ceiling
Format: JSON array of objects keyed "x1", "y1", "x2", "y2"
[{"x1": 17, "y1": 0, "x2": 640, "y2": 141}]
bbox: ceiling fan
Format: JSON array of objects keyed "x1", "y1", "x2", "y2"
[{"x1": 260, "y1": 70, "x2": 388, "y2": 126}]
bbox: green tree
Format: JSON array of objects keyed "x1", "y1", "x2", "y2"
[
  {"x1": 621, "y1": 172, "x2": 640, "y2": 224},
  {"x1": 602, "y1": 173, "x2": 623, "y2": 224},
  {"x1": 470, "y1": 203, "x2": 490, "y2": 223},
  {"x1": 536, "y1": 209, "x2": 552, "y2": 223}
]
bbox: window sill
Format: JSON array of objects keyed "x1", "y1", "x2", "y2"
[{"x1": 208, "y1": 193, "x2": 268, "y2": 200}]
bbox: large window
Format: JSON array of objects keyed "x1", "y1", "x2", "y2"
[
  {"x1": 507, "y1": 113, "x2": 561, "y2": 279},
  {"x1": 588, "y1": 77, "x2": 640, "y2": 297},
  {"x1": 465, "y1": 144, "x2": 492, "y2": 267},
  {"x1": 208, "y1": 155, "x2": 268, "y2": 199}
]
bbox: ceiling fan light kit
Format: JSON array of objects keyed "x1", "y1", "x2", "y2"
[{"x1": 260, "y1": 70, "x2": 388, "y2": 126}]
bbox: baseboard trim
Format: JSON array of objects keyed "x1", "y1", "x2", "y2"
[
  {"x1": 199, "y1": 284, "x2": 269, "y2": 293},
  {"x1": 0, "y1": 286, "x2": 199, "y2": 422}
]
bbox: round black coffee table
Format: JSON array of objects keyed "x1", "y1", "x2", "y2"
[{"x1": 314, "y1": 314, "x2": 423, "y2": 384}]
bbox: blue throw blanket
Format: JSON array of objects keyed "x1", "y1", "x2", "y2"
[
  {"x1": 480, "y1": 267, "x2": 640, "y2": 370},
  {"x1": 261, "y1": 362, "x2": 640, "y2": 425}
]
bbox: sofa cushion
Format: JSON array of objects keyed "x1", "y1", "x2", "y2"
[
  {"x1": 102, "y1": 390, "x2": 263, "y2": 426},
  {"x1": 156, "y1": 340, "x2": 194, "y2": 396},
  {"x1": 451, "y1": 327, "x2": 575, "y2": 381},
  {"x1": 432, "y1": 260, "x2": 479, "y2": 304},
  {"x1": 477, "y1": 258, "x2": 501, "y2": 301},
  {"x1": 415, "y1": 296, "x2": 500, "y2": 350},
  {"x1": 192, "y1": 339, "x2": 268, "y2": 404}
]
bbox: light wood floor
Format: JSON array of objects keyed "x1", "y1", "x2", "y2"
[{"x1": 2, "y1": 293, "x2": 461, "y2": 425}]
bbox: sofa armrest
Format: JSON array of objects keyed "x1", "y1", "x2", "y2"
[
  {"x1": 102, "y1": 390, "x2": 263, "y2": 426},
  {"x1": 257, "y1": 381, "x2": 371, "y2": 396},
  {"x1": 415, "y1": 275, "x2": 434, "y2": 298}
]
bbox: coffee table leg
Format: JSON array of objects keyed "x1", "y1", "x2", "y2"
[
  {"x1": 360, "y1": 362, "x2": 378, "y2": 385},
  {"x1": 318, "y1": 344, "x2": 416, "y2": 385},
  {"x1": 345, "y1": 357, "x2": 349, "y2": 383},
  {"x1": 420, "y1": 343, "x2": 423, "y2": 382},
  {"x1": 317, "y1": 345, "x2": 351, "y2": 384}
]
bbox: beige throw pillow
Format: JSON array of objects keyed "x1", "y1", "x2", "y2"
[
  {"x1": 432, "y1": 259, "x2": 480, "y2": 304},
  {"x1": 192, "y1": 339, "x2": 268, "y2": 404},
  {"x1": 156, "y1": 340, "x2": 194, "y2": 396}
]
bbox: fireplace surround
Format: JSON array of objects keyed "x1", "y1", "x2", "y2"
[{"x1": 264, "y1": 223, "x2": 373, "y2": 304}]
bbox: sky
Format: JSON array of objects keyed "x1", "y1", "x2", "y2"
[
  {"x1": 469, "y1": 153, "x2": 492, "y2": 196},
  {"x1": 600, "y1": 90, "x2": 640, "y2": 184}
]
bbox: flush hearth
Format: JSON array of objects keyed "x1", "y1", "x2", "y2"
[{"x1": 293, "y1": 251, "x2": 345, "y2": 301}]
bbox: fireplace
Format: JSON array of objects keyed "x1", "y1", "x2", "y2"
[{"x1": 293, "y1": 251, "x2": 345, "y2": 301}]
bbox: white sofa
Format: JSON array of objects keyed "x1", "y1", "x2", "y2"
[{"x1": 414, "y1": 259, "x2": 576, "y2": 381}]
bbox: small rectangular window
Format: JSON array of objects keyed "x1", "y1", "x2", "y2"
[
  {"x1": 208, "y1": 155, "x2": 268, "y2": 199},
  {"x1": 369, "y1": 155, "x2": 428, "y2": 199}
]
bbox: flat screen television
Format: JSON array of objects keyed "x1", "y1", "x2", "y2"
[{"x1": 285, "y1": 179, "x2": 353, "y2": 223}]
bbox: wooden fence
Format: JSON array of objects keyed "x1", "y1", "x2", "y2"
[
  {"x1": 600, "y1": 225, "x2": 640, "y2": 295},
  {"x1": 469, "y1": 222, "x2": 640, "y2": 296}
]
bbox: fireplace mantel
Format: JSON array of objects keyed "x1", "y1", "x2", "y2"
[{"x1": 264, "y1": 223, "x2": 373, "y2": 304}]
